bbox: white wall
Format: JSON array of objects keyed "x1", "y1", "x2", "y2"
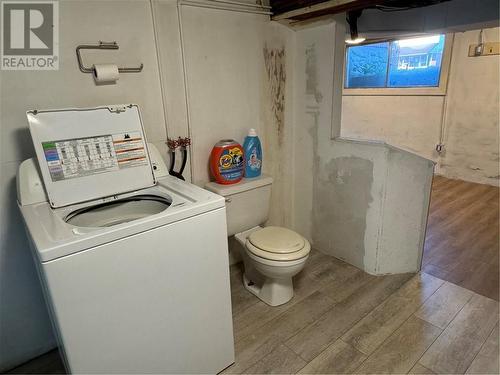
[
  {"x1": 341, "y1": 27, "x2": 500, "y2": 186},
  {"x1": 0, "y1": 0, "x2": 291, "y2": 370},
  {"x1": 153, "y1": 1, "x2": 295, "y2": 264},
  {"x1": 341, "y1": 96, "x2": 443, "y2": 160},
  {"x1": 168, "y1": 3, "x2": 295, "y2": 227},
  {"x1": 440, "y1": 28, "x2": 500, "y2": 184},
  {"x1": 179, "y1": 7, "x2": 268, "y2": 184},
  {"x1": 0, "y1": 1, "x2": 167, "y2": 370}
]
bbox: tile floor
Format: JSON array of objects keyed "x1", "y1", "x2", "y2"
[
  {"x1": 10, "y1": 250, "x2": 499, "y2": 374},
  {"x1": 224, "y1": 251, "x2": 499, "y2": 374}
]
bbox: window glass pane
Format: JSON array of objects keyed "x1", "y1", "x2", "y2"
[
  {"x1": 345, "y1": 42, "x2": 389, "y2": 88},
  {"x1": 388, "y1": 35, "x2": 445, "y2": 87}
]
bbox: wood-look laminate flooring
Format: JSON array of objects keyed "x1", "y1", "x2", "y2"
[
  {"x1": 8, "y1": 250, "x2": 499, "y2": 374},
  {"x1": 422, "y1": 176, "x2": 499, "y2": 301}
]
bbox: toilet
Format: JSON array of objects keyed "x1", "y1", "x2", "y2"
[{"x1": 205, "y1": 175, "x2": 310, "y2": 306}]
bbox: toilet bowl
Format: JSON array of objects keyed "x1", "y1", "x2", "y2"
[
  {"x1": 205, "y1": 175, "x2": 310, "y2": 306},
  {"x1": 235, "y1": 226, "x2": 310, "y2": 306}
]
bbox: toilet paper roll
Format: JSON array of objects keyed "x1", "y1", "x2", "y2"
[{"x1": 92, "y1": 64, "x2": 119, "y2": 83}]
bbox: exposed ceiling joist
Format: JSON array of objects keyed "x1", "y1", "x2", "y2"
[
  {"x1": 271, "y1": 0, "x2": 454, "y2": 22},
  {"x1": 272, "y1": 0, "x2": 378, "y2": 21}
]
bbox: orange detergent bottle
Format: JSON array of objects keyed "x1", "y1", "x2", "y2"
[{"x1": 210, "y1": 140, "x2": 244, "y2": 184}]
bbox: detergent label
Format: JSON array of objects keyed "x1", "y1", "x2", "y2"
[
  {"x1": 247, "y1": 147, "x2": 262, "y2": 171},
  {"x1": 218, "y1": 147, "x2": 244, "y2": 181}
]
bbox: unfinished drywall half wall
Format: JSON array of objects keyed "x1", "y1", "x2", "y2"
[
  {"x1": 341, "y1": 27, "x2": 499, "y2": 186},
  {"x1": 292, "y1": 20, "x2": 434, "y2": 275},
  {"x1": 311, "y1": 140, "x2": 387, "y2": 273},
  {"x1": 313, "y1": 155, "x2": 374, "y2": 269}
]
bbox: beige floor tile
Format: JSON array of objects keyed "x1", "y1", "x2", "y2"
[
  {"x1": 242, "y1": 344, "x2": 306, "y2": 374},
  {"x1": 285, "y1": 273, "x2": 413, "y2": 362},
  {"x1": 229, "y1": 290, "x2": 335, "y2": 373},
  {"x1": 354, "y1": 316, "x2": 442, "y2": 374},
  {"x1": 419, "y1": 294, "x2": 499, "y2": 374},
  {"x1": 466, "y1": 322, "x2": 500, "y2": 374},
  {"x1": 342, "y1": 272, "x2": 444, "y2": 355},
  {"x1": 232, "y1": 254, "x2": 365, "y2": 343},
  {"x1": 408, "y1": 362, "x2": 436, "y2": 374},
  {"x1": 298, "y1": 339, "x2": 366, "y2": 374},
  {"x1": 230, "y1": 266, "x2": 260, "y2": 316},
  {"x1": 415, "y1": 281, "x2": 474, "y2": 329}
]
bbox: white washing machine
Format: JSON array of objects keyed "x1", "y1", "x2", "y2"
[{"x1": 17, "y1": 104, "x2": 234, "y2": 374}]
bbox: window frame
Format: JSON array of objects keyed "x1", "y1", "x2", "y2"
[{"x1": 343, "y1": 33, "x2": 454, "y2": 96}]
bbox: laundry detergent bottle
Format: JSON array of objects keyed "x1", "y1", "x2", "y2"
[
  {"x1": 243, "y1": 128, "x2": 262, "y2": 178},
  {"x1": 210, "y1": 139, "x2": 244, "y2": 184}
]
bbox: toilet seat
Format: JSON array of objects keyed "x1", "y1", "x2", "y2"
[
  {"x1": 249, "y1": 226, "x2": 305, "y2": 253},
  {"x1": 246, "y1": 226, "x2": 310, "y2": 261}
]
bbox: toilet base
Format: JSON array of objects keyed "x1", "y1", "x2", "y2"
[{"x1": 243, "y1": 272, "x2": 294, "y2": 307}]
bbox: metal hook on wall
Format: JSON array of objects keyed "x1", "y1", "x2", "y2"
[{"x1": 76, "y1": 41, "x2": 144, "y2": 74}]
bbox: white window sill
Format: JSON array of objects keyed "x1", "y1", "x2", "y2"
[{"x1": 343, "y1": 87, "x2": 446, "y2": 96}]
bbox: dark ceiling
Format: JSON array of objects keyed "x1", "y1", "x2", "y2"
[{"x1": 271, "y1": 0, "x2": 452, "y2": 21}]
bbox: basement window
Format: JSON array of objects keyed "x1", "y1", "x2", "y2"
[{"x1": 344, "y1": 34, "x2": 452, "y2": 96}]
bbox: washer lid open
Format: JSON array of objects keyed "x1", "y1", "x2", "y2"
[{"x1": 27, "y1": 104, "x2": 156, "y2": 208}]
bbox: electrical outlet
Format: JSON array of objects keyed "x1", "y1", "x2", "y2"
[{"x1": 468, "y1": 42, "x2": 500, "y2": 57}]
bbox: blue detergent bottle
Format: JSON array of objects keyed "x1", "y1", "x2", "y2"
[{"x1": 243, "y1": 128, "x2": 262, "y2": 178}]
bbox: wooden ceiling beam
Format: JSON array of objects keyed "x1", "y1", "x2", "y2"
[{"x1": 271, "y1": 0, "x2": 381, "y2": 21}]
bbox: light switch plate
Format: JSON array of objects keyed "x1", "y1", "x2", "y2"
[{"x1": 468, "y1": 42, "x2": 500, "y2": 57}]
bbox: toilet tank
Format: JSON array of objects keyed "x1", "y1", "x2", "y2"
[{"x1": 205, "y1": 175, "x2": 273, "y2": 236}]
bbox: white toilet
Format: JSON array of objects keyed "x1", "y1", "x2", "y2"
[{"x1": 205, "y1": 175, "x2": 310, "y2": 306}]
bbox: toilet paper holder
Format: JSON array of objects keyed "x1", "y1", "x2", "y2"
[{"x1": 76, "y1": 41, "x2": 144, "y2": 74}]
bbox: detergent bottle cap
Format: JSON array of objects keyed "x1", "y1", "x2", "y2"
[{"x1": 248, "y1": 128, "x2": 257, "y2": 137}]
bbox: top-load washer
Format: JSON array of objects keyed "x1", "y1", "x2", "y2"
[{"x1": 17, "y1": 104, "x2": 234, "y2": 374}]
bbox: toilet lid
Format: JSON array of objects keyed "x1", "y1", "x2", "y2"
[{"x1": 248, "y1": 226, "x2": 305, "y2": 254}]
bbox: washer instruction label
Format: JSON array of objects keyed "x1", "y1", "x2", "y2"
[
  {"x1": 42, "y1": 132, "x2": 148, "y2": 181},
  {"x1": 112, "y1": 132, "x2": 148, "y2": 169}
]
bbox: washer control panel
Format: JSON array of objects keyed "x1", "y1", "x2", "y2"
[
  {"x1": 42, "y1": 132, "x2": 147, "y2": 181},
  {"x1": 27, "y1": 105, "x2": 156, "y2": 208}
]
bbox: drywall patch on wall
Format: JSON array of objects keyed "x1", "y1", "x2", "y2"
[
  {"x1": 263, "y1": 44, "x2": 286, "y2": 141},
  {"x1": 312, "y1": 156, "x2": 374, "y2": 268},
  {"x1": 305, "y1": 44, "x2": 323, "y2": 104}
]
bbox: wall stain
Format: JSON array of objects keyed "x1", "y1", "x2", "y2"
[
  {"x1": 305, "y1": 44, "x2": 323, "y2": 104},
  {"x1": 263, "y1": 44, "x2": 286, "y2": 140}
]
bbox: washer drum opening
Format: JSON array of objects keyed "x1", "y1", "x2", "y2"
[{"x1": 65, "y1": 195, "x2": 171, "y2": 228}]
